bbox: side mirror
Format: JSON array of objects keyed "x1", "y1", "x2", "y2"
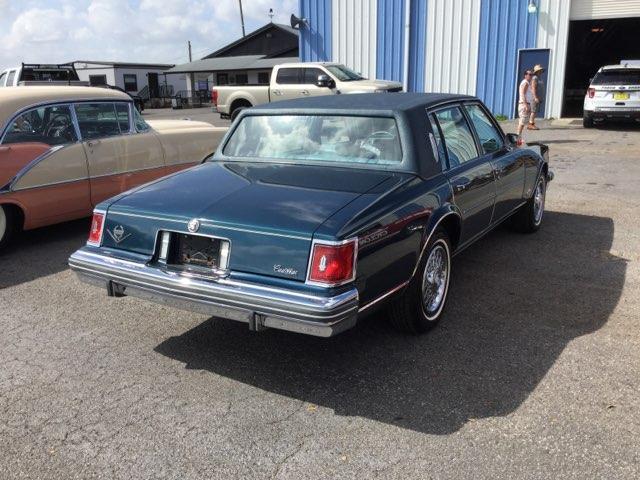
[
  {"x1": 506, "y1": 133, "x2": 521, "y2": 147},
  {"x1": 317, "y1": 74, "x2": 335, "y2": 89}
]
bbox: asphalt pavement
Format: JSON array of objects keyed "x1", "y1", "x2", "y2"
[{"x1": 1, "y1": 112, "x2": 639, "y2": 479}]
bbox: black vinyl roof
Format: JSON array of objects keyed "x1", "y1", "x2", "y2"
[{"x1": 252, "y1": 92, "x2": 476, "y2": 114}]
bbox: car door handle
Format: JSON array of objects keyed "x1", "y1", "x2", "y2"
[
  {"x1": 301, "y1": 90, "x2": 310, "y2": 95},
  {"x1": 272, "y1": 90, "x2": 282, "y2": 96},
  {"x1": 87, "y1": 139, "x2": 101, "y2": 148}
]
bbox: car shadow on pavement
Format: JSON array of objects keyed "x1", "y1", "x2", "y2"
[
  {"x1": 0, "y1": 218, "x2": 88, "y2": 289},
  {"x1": 155, "y1": 211, "x2": 626, "y2": 435}
]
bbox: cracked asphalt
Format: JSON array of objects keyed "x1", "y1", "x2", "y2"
[{"x1": 1, "y1": 113, "x2": 639, "y2": 479}]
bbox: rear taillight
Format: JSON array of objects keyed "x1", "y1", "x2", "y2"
[
  {"x1": 87, "y1": 211, "x2": 105, "y2": 246},
  {"x1": 307, "y1": 239, "x2": 357, "y2": 286},
  {"x1": 587, "y1": 88, "x2": 595, "y2": 98},
  {"x1": 212, "y1": 89, "x2": 218, "y2": 106}
]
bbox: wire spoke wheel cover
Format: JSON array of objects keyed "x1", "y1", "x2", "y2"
[
  {"x1": 533, "y1": 177, "x2": 546, "y2": 226},
  {"x1": 421, "y1": 240, "x2": 450, "y2": 320}
]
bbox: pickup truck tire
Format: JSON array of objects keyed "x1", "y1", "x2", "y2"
[
  {"x1": 509, "y1": 175, "x2": 546, "y2": 233},
  {"x1": 230, "y1": 103, "x2": 252, "y2": 122},
  {"x1": 0, "y1": 204, "x2": 20, "y2": 251},
  {"x1": 387, "y1": 229, "x2": 451, "y2": 334}
]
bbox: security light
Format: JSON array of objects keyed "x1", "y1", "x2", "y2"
[{"x1": 528, "y1": 0, "x2": 537, "y2": 14}]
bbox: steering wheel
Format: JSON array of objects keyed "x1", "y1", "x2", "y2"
[{"x1": 45, "y1": 115, "x2": 72, "y2": 138}]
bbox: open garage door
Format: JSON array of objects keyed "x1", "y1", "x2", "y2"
[{"x1": 562, "y1": 17, "x2": 640, "y2": 117}]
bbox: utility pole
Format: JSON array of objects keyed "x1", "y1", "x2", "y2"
[
  {"x1": 238, "y1": 0, "x2": 246, "y2": 37},
  {"x1": 188, "y1": 40, "x2": 192, "y2": 62}
]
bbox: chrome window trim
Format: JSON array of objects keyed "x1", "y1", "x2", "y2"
[
  {"x1": 0, "y1": 102, "x2": 80, "y2": 145},
  {"x1": 73, "y1": 100, "x2": 136, "y2": 141},
  {"x1": 11, "y1": 175, "x2": 89, "y2": 192},
  {"x1": 0, "y1": 97, "x2": 135, "y2": 142},
  {"x1": 305, "y1": 237, "x2": 359, "y2": 287}
]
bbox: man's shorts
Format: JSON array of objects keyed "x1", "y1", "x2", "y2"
[
  {"x1": 518, "y1": 103, "x2": 530, "y2": 125},
  {"x1": 531, "y1": 99, "x2": 541, "y2": 114}
]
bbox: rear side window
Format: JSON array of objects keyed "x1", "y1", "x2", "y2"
[
  {"x1": 115, "y1": 103, "x2": 130, "y2": 133},
  {"x1": 75, "y1": 103, "x2": 123, "y2": 139},
  {"x1": 433, "y1": 107, "x2": 478, "y2": 168},
  {"x1": 6, "y1": 70, "x2": 16, "y2": 86},
  {"x1": 2, "y1": 105, "x2": 77, "y2": 146},
  {"x1": 276, "y1": 68, "x2": 301, "y2": 84},
  {"x1": 464, "y1": 104, "x2": 503, "y2": 154},
  {"x1": 592, "y1": 70, "x2": 640, "y2": 86},
  {"x1": 428, "y1": 114, "x2": 446, "y2": 169}
]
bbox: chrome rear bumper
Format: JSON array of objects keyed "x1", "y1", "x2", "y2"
[{"x1": 69, "y1": 248, "x2": 359, "y2": 337}]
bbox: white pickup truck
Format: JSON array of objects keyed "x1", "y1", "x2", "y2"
[{"x1": 212, "y1": 62, "x2": 403, "y2": 120}]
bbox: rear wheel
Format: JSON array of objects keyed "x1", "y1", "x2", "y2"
[
  {"x1": 387, "y1": 229, "x2": 452, "y2": 334},
  {"x1": 0, "y1": 205, "x2": 19, "y2": 251},
  {"x1": 509, "y1": 175, "x2": 546, "y2": 233}
]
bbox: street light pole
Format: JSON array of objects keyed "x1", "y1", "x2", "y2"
[{"x1": 238, "y1": 0, "x2": 246, "y2": 37}]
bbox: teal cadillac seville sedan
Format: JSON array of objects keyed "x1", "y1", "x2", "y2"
[{"x1": 69, "y1": 93, "x2": 552, "y2": 337}]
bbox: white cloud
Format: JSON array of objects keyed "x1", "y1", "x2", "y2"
[{"x1": 0, "y1": 0, "x2": 299, "y2": 69}]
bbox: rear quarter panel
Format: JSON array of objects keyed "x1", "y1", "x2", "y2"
[
  {"x1": 316, "y1": 174, "x2": 452, "y2": 308},
  {"x1": 154, "y1": 125, "x2": 227, "y2": 169}
]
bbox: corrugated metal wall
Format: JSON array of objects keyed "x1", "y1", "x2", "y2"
[
  {"x1": 332, "y1": 0, "x2": 378, "y2": 79},
  {"x1": 425, "y1": 0, "x2": 481, "y2": 95},
  {"x1": 407, "y1": 0, "x2": 428, "y2": 92},
  {"x1": 476, "y1": 0, "x2": 538, "y2": 117},
  {"x1": 536, "y1": 0, "x2": 571, "y2": 118},
  {"x1": 299, "y1": 0, "x2": 332, "y2": 62},
  {"x1": 376, "y1": 0, "x2": 405, "y2": 82},
  {"x1": 571, "y1": 0, "x2": 640, "y2": 20}
]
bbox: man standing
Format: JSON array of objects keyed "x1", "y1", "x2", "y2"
[
  {"x1": 517, "y1": 70, "x2": 534, "y2": 138},
  {"x1": 529, "y1": 64, "x2": 546, "y2": 130}
]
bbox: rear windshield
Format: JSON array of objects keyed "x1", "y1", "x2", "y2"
[
  {"x1": 223, "y1": 115, "x2": 402, "y2": 165},
  {"x1": 592, "y1": 70, "x2": 640, "y2": 86}
]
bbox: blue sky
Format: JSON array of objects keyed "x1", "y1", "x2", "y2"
[{"x1": 0, "y1": 0, "x2": 297, "y2": 69}]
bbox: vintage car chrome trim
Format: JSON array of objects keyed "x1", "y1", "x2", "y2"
[
  {"x1": 69, "y1": 248, "x2": 359, "y2": 337},
  {"x1": 409, "y1": 211, "x2": 460, "y2": 280},
  {"x1": 7, "y1": 145, "x2": 66, "y2": 190},
  {"x1": 305, "y1": 237, "x2": 359, "y2": 287},
  {"x1": 106, "y1": 210, "x2": 312, "y2": 241},
  {"x1": 358, "y1": 280, "x2": 410, "y2": 313}
]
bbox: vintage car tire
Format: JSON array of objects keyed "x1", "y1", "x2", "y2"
[
  {"x1": 387, "y1": 229, "x2": 452, "y2": 334},
  {"x1": 0, "y1": 205, "x2": 18, "y2": 251},
  {"x1": 509, "y1": 175, "x2": 546, "y2": 233}
]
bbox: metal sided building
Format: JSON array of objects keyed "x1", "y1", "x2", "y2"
[{"x1": 299, "y1": 0, "x2": 640, "y2": 118}]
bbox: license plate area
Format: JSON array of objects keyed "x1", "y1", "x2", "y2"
[
  {"x1": 613, "y1": 92, "x2": 630, "y2": 100},
  {"x1": 165, "y1": 232, "x2": 230, "y2": 273}
]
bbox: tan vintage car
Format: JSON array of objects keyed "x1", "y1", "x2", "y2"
[{"x1": 0, "y1": 86, "x2": 226, "y2": 249}]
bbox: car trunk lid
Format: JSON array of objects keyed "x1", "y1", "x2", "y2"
[{"x1": 101, "y1": 162, "x2": 404, "y2": 281}]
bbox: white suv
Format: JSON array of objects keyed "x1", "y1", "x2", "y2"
[{"x1": 583, "y1": 64, "x2": 640, "y2": 128}]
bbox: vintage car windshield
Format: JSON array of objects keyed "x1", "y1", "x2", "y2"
[
  {"x1": 223, "y1": 115, "x2": 402, "y2": 165},
  {"x1": 326, "y1": 65, "x2": 365, "y2": 81}
]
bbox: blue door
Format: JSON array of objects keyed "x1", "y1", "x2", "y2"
[{"x1": 516, "y1": 49, "x2": 550, "y2": 118}]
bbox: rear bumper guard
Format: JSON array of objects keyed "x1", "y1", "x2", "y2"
[{"x1": 69, "y1": 248, "x2": 359, "y2": 337}]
